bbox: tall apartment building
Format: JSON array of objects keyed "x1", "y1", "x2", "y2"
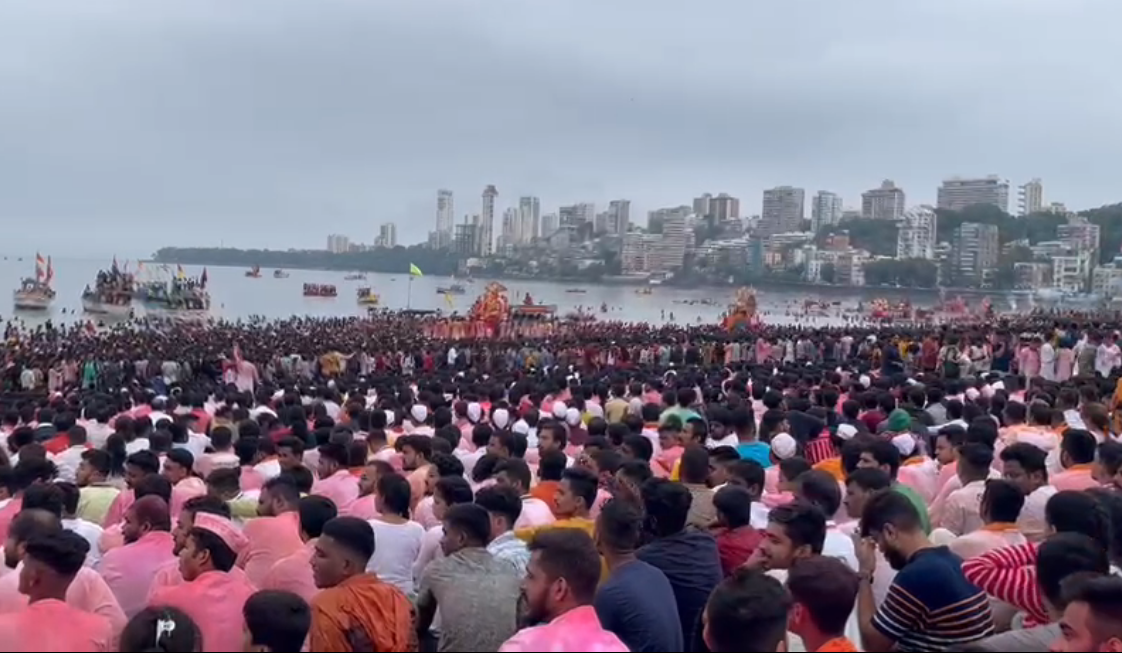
[
  {"x1": 541, "y1": 213, "x2": 559, "y2": 237},
  {"x1": 951, "y1": 222, "x2": 1000, "y2": 286},
  {"x1": 896, "y1": 206, "x2": 937, "y2": 260},
  {"x1": 326, "y1": 234, "x2": 350, "y2": 254},
  {"x1": 759, "y1": 186, "x2": 806, "y2": 237},
  {"x1": 375, "y1": 222, "x2": 397, "y2": 248},
  {"x1": 710, "y1": 193, "x2": 740, "y2": 221},
  {"x1": 811, "y1": 191, "x2": 844, "y2": 233},
  {"x1": 937, "y1": 176, "x2": 1010, "y2": 213},
  {"x1": 518, "y1": 196, "x2": 540, "y2": 243},
  {"x1": 654, "y1": 210, "x2": 690, "y2": 273},
  {"x1": 622, "y1": 232, "x2": 661, "y2": 274},
  {"x1": 435, "y1": 189, "x2": 454, "y2": 248},
  {"x1": 478, "y1": 185, "x2": 498, "y2": 257},
  {"x1": 861, "y1": 180, "x2": 906, "y2": 221},
  {"x1": 693, "y1": 193, "x2": 712, "y2": 217},
  {"x1": 606, "y1": 199, "x2": 631, "y2": 235},
  {"x1": 559, "y1": 203, "x2": 596, "y2": 228},
  {"x1": 1058, "y1": 216, "x2": 1101, "y2": 265},
  {"x1": 500, "y1": 207, "x2": 520, "y2": 249},
  {"x1": 1018, "y1": 178, "x2": 1044, "y2": 217},
  {"x1": 453, "y1": 222, "x2": 477, "y2": 258}
]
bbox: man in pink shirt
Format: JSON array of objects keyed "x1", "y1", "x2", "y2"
[
  {"x1": 311, "y1": 443, "x2": 360, "y2": 511},
  {"x1": 935, "y1": 443, "x2": 993, "y2": 536},
  {"x1": 1052, "y1": 430, "x2": 1100, "y2": 492},
  {"x1": 99, "y1": 495, "x2": 176, "y2": 618},
  {"x1": 240, "y1": 476, "x2": 305, "y2": 586},
  {"x1": 495, "y1": 459, "x2": 556, "y2": 529},
  {"x1": 400, "y1": 435, "x2": 434, "y2": 511},
  {"x1": 0, "y1": 530, "x2": 112, "y2": 652},
  {"x1": 102, "y1": 450, "x2": 162, "y2": 528},
  {"x1": 163, "y1": 449, "x2": 207, "y2": 519},
  {"x1": 499, "y1": 529, "x2": 627, "y2": 652},
  {"x1": 0, "y1": 457, "x2": 56, "y2": 543},
  {"x1": 147, "y1": 513, "x2": 257, "y2": 653},
  {"x1": 261, "y1": 495, "x2": 337, "y2": 604}
]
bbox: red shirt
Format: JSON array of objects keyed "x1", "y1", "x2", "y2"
[
  {"x1": 716, "y1": 525, "x2": 764, "y2": 577},
  {"x1": 43, "y1": 434, "x2": 73, "y2": 455}
]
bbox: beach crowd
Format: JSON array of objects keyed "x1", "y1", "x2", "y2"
[{"x1": 2, "y1": 309, "x2": 1122, "y2": 651}]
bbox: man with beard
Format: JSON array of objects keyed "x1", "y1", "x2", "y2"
[
  {"x1": 857, "y1": 489, "x2": 994, "y2": 652},
  {"x1": 501, "y1": 528, "x2": 628, "y2": 652},
  {"x1": 98, "y1": 495, "x2": 175, "y2": 617}
]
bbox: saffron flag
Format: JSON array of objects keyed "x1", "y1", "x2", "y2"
[{"x1": 409, "y1": 263, "x2": 423, "y2": 277}]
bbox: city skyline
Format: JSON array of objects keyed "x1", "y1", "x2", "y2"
[{"x1": 1, "y1": 1, "x2": 1120, "y2": 257}]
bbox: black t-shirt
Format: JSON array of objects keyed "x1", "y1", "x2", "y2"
[
  {"x1": 636, "y1": 529, "x2": 723, "y2": 647},
  {"x1": 594, "y1": 560, "x2": 683, "y2": 653}
]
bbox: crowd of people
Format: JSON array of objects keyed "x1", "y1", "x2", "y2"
[{"x1": 2, "y1": 310, "x2": 1122, "y2": 651}]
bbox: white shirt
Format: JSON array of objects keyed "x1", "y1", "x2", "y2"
[
  {"x1": 63, "y1": 517, "x2": 104, "y2": 567},
  {"x1": 366, "y1": 520, "x2": 425, "y2": 596},
  {"x1": 83, "y1": 421, "x2": 114, "y2": 449},
  {"x1": 253, "y1": 458, "x2": 282, "y2": 481},
  {"x1": 706, "y1": 434, "x2": 739, "y2": 449},
  {"x1": 147, "y1": 411, "x2": 172, "y2": 427},
  {"x1": 53, "y1": 445, "x2": 88, "y2": 484},
  {"x1": 125, "y1": 438, "x2": 150, "y2": 455}
]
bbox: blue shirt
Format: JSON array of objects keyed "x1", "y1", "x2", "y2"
[
  {"x1": 594, "y1": 560, "x2": 683, "y2": 653},
  {"x1": 736, "y1": 441, "x2": 773, "y2": 468},
  {"x1": 637, "y1": 529, "x2": 723, "y2": 646}
]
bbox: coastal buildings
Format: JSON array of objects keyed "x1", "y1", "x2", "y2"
[
  {"x1": 500, "y1": 207, "x2": 520, "y2": 251},
  {"x1": 937, "y1": 176, "x2": 1010, "y2": 212},
  {"x1": 693, "y1": 193, "x2": 712, "y2": 217},
  {"x1": 479, "y1": 185, "x2": 498, "y2": 257},
  {"x1": 375, "y1": 223, "x2": 397, "y2": 248},
  {"x1": 436, "y1": 189, "x2": 454, "y2": 249},
  {"x1": 519, "y1": 196, "x2": 540, "y2": 244},
  {"x1": 861, "y1": 180, "x2": 906, "y2": 221},
  {"x1": 541, "y1": 213, "x2": 559, "y2": 237},
  {"x1": 811, "y1": 191, "x2": 844, "y2": 233},
  {"x1": 1057, "y1": 216, "x2": 1101, "y2": 265},
  {"x1": 454, "y1": 221, "x2": 477, "y2": 258},
  {"x1": 951, "y1": 222, "x2": 1000, "y2": 286},
  {"x1": 1018, "y1": 179, "x2": 1043, "y2": 217},
  {"x1": 759, "y1": 186, "x2": 805, "y2": 237},
  {"x1": 896, "y1": 206, "x2": 937, "y2": 260},
  {"x1": 709, "y1": 193, "x2": 740, "y2": 221},
  {"x1": 605, "y1": 199, "x2": 631, "y2": 236},
  {"x1": 326, "y1": 234, "x2": 350, "y2": 254}
]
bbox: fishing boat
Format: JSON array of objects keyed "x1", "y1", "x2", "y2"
[
  {"x1": 344, "y1": 273, "x2": 367, "y2": 281},
  {"x1": 273, "y1": 269, "x2": 289, "y2": 279},
  {"x1": 13, "y1": 254, "x2": 55, "y2": 311},
  {"x1": 565, "y1": 288, "x2": 587, "y2": 294},
  {"x1": 635, "y1": 287, "x2": 653, "y2": 295},
  {"x1": 245, "y1": 265, "x2": 262, "y2": 278},
  {"x1": 356, "y1": 287, "x2": 379, "y2": 306},
  {"x1": 147, "y1": 275, "x2": 211, "y2": 322},
  {"x1": 304, "y1": 283, "x2": 337, "y2": 298},
  {"x1": 437, "y1": 284, "x2": 466, "y2": 295},
  {"x1": 82, "y1": 260, "x2": 135, "y2": 318}
]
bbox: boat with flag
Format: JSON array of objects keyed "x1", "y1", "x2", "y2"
[
  {"x1": 147, "y1": 268, "x2": 211, "y2": 322},
  {"x1": 82, "y1": 257, "x2": 135, "y2": 318},
  {"x1": 13, "y1": 253, "x2": 56, "y2": 311},
  {"x1": 304, "y1": 283, "x2": 337, "y2": 298},
  {"x1": 356, "y1": 287, "x2": 379, "y2": 306},
  {"x1": 245, "y1": 265, "x2": 262, "y2": 278}
]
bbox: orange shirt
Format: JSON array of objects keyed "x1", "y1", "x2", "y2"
[
  {"x1": 817, "y1": 636, "x2": 858, "y2": 652},
  {"x1": 530, "y1": 480, "x2": 561, "y2": 517}
]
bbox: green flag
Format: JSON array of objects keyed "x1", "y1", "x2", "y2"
[{"x1": 409, "y1": 263, "x2": 423, "y2": 277}]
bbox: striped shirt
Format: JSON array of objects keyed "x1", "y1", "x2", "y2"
[
  {"x1": 961, "y1": 541, "x2": 1049, "y2": 627},
  {"x1": 873, "y1": 546, "x2": 994, "y2": 651}
]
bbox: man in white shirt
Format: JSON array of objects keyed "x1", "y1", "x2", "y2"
[
  {"x1": 53, "y1": 424, "x2": 91, "y2": 485},
  {"x1": 58, "y1": 481, "x2": 104, "y2": 567}
]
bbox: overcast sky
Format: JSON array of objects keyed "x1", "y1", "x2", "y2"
[{"x1": 1, "y1": 0, "x2": 1118, "y2": 257}]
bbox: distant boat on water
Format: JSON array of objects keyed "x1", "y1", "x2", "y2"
[
  {"x1": 246, "y1": 265, "x2": 262, "y2": 278},
  {"x1": 344, "y1": 273, "x2": 367, "y2": 281},
  {"x1": 274, "y1": 269, "x2": 289, "y2": 279},
  {"x1": 437, "y1": 284, "x2": 466, "y2": 295},
  {"x1": 13, "y1": 254, "x2": 55, "y2": 311}
]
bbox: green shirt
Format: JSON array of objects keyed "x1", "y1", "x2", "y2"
[{"x1": 893, "y1": 483, "x2": 931, "y2": 534}]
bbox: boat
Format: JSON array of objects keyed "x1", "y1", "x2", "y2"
[
  {"x1": 304, "y1": 283, "x2": 337, "y2": 298},
  {"x1": 82, "y1": 261, "x2": 135, "y2": 318},
  {"x1": 245, "y1": 265, "x2": 262, "y2": 278},
  {"x1": 565, "y1": 288, "x2": 587, "y2": 294},
  {"x1": 147, "y1": 276, "x2": 211, "y2": 322},
  {"x1": 13, "y1": 254, "x2": 56, "y2": 311},
  {"x1": 635, "y1": 287, "x2": 653, "y2": 295},
  {"x1": 273, "y1": 269, "x2": 289, "y2": 279},
  {"x1": 344, "y1": 273, "x2": 367, "y2": 281},
  {"x1": 356, "y1": 287, "x2": 380, "y2": 306},
  {"x1": 437, "y1": 284, "x2": 466, "y2": 295}
]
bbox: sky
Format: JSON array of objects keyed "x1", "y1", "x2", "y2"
[{"x1": 0, "y1": 0, "x2": 1119, "y2": 258}]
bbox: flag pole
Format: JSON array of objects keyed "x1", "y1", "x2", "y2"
[{"x1": 407, "y1": 276, "x2": 413, "y2": 310}]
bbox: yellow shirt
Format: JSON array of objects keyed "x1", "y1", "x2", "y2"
[
  {"x1": 670, "y1": 458, "x2": 681, "y2": 481},
  {"x1": 515, "y1": 518, "x2": 608, "y2": 583},
  {"x1": 77, "y1": 485, "x2": 120, "y2": 525}
]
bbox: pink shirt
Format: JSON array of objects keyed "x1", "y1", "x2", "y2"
[
  {"x1": 514, "y1": 497, "x2": 556, "y2": 530},
  {"x1": 195, "y1": 451, "x2": 239, "y2": 480},
  {"x1": 897, "y1": 459, "x2": 939, "y2": 504},
  {"x1": 169, "y1": 477, "x2": 207, "y2": 519},
  {"x1": 99, "y1": 530, "x2": 176, "y2": 618},
  {"x1": 1052, "y1": 465, "x2": 1099, "y2": 492},
  {"x1": 0, "y1": 497, "x2": 22, "y2": 544},
  {"x1": 590, "y1": 488, "x2": 612, "y2": 520},
  {"x1": 0, "y1": 564, "x2": 126, "y2": 636},
  {"x1": 414, "y1": 496, "x2": 439, "y2": 530},
  {"x1": 654, "y1": 445, "x2": 683, "y2": 477},
  {"x1": 260, "y1": 540, "x2": 318, "y2": 604},
  {"x1": 239, "y1": 466, "x2": 265, "y2": 492},
  {"x1": 0, "y1": 598, "x2": 112, "y2": 652},
  {"x1": 948, "y1": 525, "x2": 1028, "y2": 561},
  {"x1": 311, "y1": 470, "x2": 360, "y2": 511},
  {"x1": 499, "y1": 605, "x2": 628, "y2": 652},
  {"x1": 148, "y1": 570, "x2": 257, "y2": 653},
  {"x1": 344, "y1": 494, "x2": 380, "y2": 520},
  {"x1": 97, "y1": 524, "x2": 125, "y2": 554},
  {"x1": 101, "y1": 489, "x2": 133, "y2": 528},
  {"x1": 239, "y1": 511, "x2": 305, "y2": 587},
  {"x1": 938, "y1": 479, "x2": 988, "y2": 536}
]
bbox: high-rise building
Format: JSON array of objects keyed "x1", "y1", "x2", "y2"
[
  {"x1": 937, "y1": 176, "x2": 1010, "y2": 213},
  {"x1": 479, "y1": 185, "x2": 498, "y2": 257},
  {"x1": 326, "y1": 234, "x2": 350, "y2": 254},
  {"x1": 559, "y1": 203, "x2": 595, "y2": 228},
  {"x1": 436, "y1": 189, "x2": 454, "y2": 248},
  {"x1": 375, "y1": 222, "x2": 397, "y2": 248},
  {"x1": 861, "y1": 180, "x2": 906, "y2": 221},
  {"x1": 541, "y1": 213, "x2": 559, "y2": 237},
  {"x1": 654, "y1": 210, "x2": 690, "y2": 273},
  {"x1": 951, "y1": 222, "x2": 1000, "y2": 286},
  {"x1": 759, "y1": 186, "x2": 806, "y2": 237},
  {"x1": 606, "y1": 199, "x2": 631, "y2": 235},
  {"x1": 710, "y1": 193, "x2": 740, "y2": 221},
  {"x1": 1018, "y1": 178, "x2": 1044, "y2": 217},
  {"x1": 1058, "y1": 216, "x2": 1101, "y2": 265},
  {"x1": 519, "y1": 196, "x2": 540, "y2": 243},
  {"x1": 500, "y1": 207, "x2": 520, "y2": 249},
  {"x1": 453, "y1": 222, "x2": 477, "y2": 258},
  {"x1": 896, "y1": 206, "x2": 938, "y2": 260},
  {"x1": 811, "y1": 191, "x2": 844, "y2": 233},
  {"x1": 693, "y1": 193, "x2": 712, "y2": 217}
]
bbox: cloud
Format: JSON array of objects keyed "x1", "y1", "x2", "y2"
[{"x1": 0, "y1": 0, "x2": 1118, "y2": 256}]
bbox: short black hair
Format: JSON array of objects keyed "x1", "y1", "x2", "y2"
[
  {"x1": 958, "y1": 442, "x2": 995, "y2": 474},
  {"x1": 622, "y1": 434, "x2": 653, "y2": 461},
  {"x1": 617, "y1": 459, "x2": 653, "y2": 488},
  {"x1": 443, "y1": 503, "x2": 492, "y2": 545},
  {"x1": 860, "y1": 439, "x2": 901, "y2": 478},
  {"x1": 714, "y1": 485, "x2": 755, "y2": 529},
  {"x1": 376, "y1": 473, "x2": 413, "y2": 517},
  {"x1": 262, "y1": 475, "x2": 301, "y2": 506},
  {"x1": 768, "y1": 500, "x2": 826, "y2": 554},
  {"x1": 54, "y1": 482, "x2": 81, "y2": 516},
  {"x1": 1061, "y1": 429, "x2": 1098, "y2": 466},
  {"x1": 860, "y1": 489, "x2": 922, "y2": 537},
  {"x1": 596, "y1": 498, "x2": 644, "y2": 553},
  {"x1": 538, "y1": 449, "x2": 568, "y2": 482},
  {"x1": 119, "y1": 607, "x2": 202, "y2": 653},
  {"x1": 561, "y1": 467, "x2": 599, "y2": 513},
  {"x1": 165, "y1": 448, "x2": 195, "y2": 472},
  {"x1": 430, "y1": 452, "x2": 466, "y2": 479},
  {"x1": 495, "y1": 458, "x2": 533, "y2": 491},
  {"x1": 1047, "y1": 490, "x2": 1110, "y2": 544},
  {"x1": 321, "y1": 517, "x2": 376, "y2": 564},
  {"x1": 1098, "y1": 441, "x2": 1122, "y2": 476},
  {"x1": 982, "y1": 479, "x2": 1025, "y2": 524},
  {"x1": 1000, "y1": 442, "x2": 1048, "y2": 479},
  {"x1": 126, "y1": 450, "x2": 161, "y2": 475},
  {"x1": 797, "y1": 470, "x2": 842, "y2": 517},
  {"x1": 298, "y1": 495, "x2": 338, "y2": 539},
  {"x1": 134, "y1": 473, "x2": 173, "y2": 503},
  {"x1": 1038, "y1": 532, "x2": 1110, "y2": 608},
  {"x1": 527, "y1": 528, "x2": 601, "y2": 603},
  {"x1": 727, "y1": 459, "x2": 765, "y2": 492},
  {"x1": 680, "y1": 445, "x2": 710, "y2": 484},
  {"x1": 640, "y1": 477, "x2": 692, "y2": 538},
  {"x1": 787, "y1": 555, "x2": 859, "y2": 635},
  {"x1": 705, "y1": 569, "x2": 792, "y2": 652},
  {"x1": 21, "y1": 483, "x2": 65, "y2": 518},
  {"x1": 845, "y1": 467, "x2": 891, "y2": 493},
  {"x1": 24, "y1": 530, "x2": 89, "y2": 577},
  {"x1": 778, "y1": 457, "x2": 811, "y2": 483},
  {"x1": 243, "y1": 590, "x2": 312, "y2": 652},
  {"x1": 1062, "y1": 574, "x2": 1122, "y2": 629},
  {"x1": 434, "y1": 475, "x2": 474, "y2": 507},
  {"x1": 474, "y1": 485, "x2": 523, "y2": 529},
  {"x1": 399, "y1": 434, "x2": 432, "y2": 459},
  {"x1": 182, "y1": 495, "x2": 232, "y2": 519},
  {"x1": 317, "y1": 442, "x2": 348, "y2": 466}
]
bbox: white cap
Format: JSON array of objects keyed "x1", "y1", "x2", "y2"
[
  {"x1": 492, "y1": 408, "x2": 511, "y2": 429},
  {"x1": 512, "y1": 419, "x2": 530, "y2": 435},
  {"x1": 565, "y1": 407, "x2": 581, "y2": 427},
  {"x1": 858, "y1": 375, "x2": 871, "y2": 389},
  {"x1": 837, "y1": 423, "x2": 858, "y2": 441},
  {"x1": 771, "y1": 433, "x2": 797, "y2": 460},
  {"x1": 384, "y1": 410, "x2": 396, "y2": 427},
  {"x1": 467, "y1": 402, "x2": 482, "y2": 423},
  {"x1": 411, "y1": 405, "x2": 429, "y2": 424},
  {"x1": 891, "y1": 433, "x2": 917, "y2": 457},
  {"x1": 552, "y1": 401, "x2": 568, "y2": 420}
]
